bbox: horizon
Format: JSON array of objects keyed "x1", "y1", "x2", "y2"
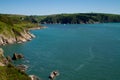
[
  {"x1": 0, "y1": 12, "x2": 120, "y2": 16},
  {"x1": 0, "y1": 0, "x2": 120, "y2": 15}
]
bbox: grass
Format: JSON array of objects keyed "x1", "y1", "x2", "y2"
[
  {"x1": 0, "y1": 63, "x2": 31, "y2": 80},
  {"x1": 0, "y1": 14, "x2": 39, "y2": 37}
]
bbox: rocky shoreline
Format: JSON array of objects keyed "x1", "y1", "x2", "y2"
[
  {"x1": 0, "y1": 26, "x2": 47, "y2": 80},
  {"x1": 0, "y1": 48, "x2": 40, "y2": 80},
  {"x1": 0, "y1": 26, "x2": 46, "y2": 46}
]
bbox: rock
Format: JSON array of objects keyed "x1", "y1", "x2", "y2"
[
  {"x1": 0, "y1": 48, "x2": 9, "y2": 65},
  {"x1": 0, "y1": 36, "x2": 4, "y2": 45},
  {"x1": 6, "y1": 56, "x2": 12, "y2": 62},
  {"x1": 2, "y1": 58, "x2": 9, "y2": 65},
  {"x1": 30, "y1": 33, "x2": 36, "y2": 38},
  {"x1": 0, "y1": 62, "x2": 5, "y2": 66},
  {"x1": 0, "y1": 34, "x2": 16, "y2": 45},
  {"x1": 17, "y1": 64, "x2": 28, "y2": 72},
  {"x1": 49, "y1": 71, "x2": 59, "y2": 80},
  {"x1": 12, "y1": 53, "x2": 24, "y2": 60},
  {"x1": 0, "y1": 29, "x2": 35, "y2": 45},
  {"x1": 0, "y1": 48, "x2": 4, "y2": 57},
  {"x1": 29, "y1": 75, "x2": 40, "y2": 80}
]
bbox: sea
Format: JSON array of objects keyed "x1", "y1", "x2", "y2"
[{"x1": 1, "y1": 23, "x2": 120, "y2": 80}]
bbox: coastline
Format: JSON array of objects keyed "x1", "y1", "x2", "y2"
[
  {"x1": 0, "y1": 26, "x2": 46, "y2": 46},
  {"x1": 0, "y1": 26, "x2": 46, "y2": 80}
]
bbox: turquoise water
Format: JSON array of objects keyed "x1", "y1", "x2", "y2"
[{"x1": 1, "y1": 23, "x2": 120, "y2": 80}]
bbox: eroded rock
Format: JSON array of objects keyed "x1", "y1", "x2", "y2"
[
  {"x1": 29, "y1": 75, "x2": 40, "y2": 80},
  {"x1": 49, "y1": 71, "x2": 59, "y2": 80},
  {"x1": 6, "y1": 56, "x2": 12, "y2": 62},
  {"x1": 17, "y1": 64, "x2": 28, "y2": 72},
  {"x1": 12, "y1": 53, "x2": 24, "y2": 60}
]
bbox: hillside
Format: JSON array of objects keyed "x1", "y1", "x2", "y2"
[
  {"x1": 39, "y1": 13, "x2": 120, "y2": 24},
  {"x1": 0, "y1": 14, "x2": 43, "y2": 45},
  {"x1": 1, "y1": 13, "x2": 120, "y2": 45},
  {"x1": 0, "y1": 14, "x2": 40, "y2": 79}
]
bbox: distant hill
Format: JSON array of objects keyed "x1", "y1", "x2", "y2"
[{"x1": 39, "y1": 13, "x2": 120, "y2": 24}]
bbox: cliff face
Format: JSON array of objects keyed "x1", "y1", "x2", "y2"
[
  {"x1": 0, "y1": 48, "x2": 5, "y2": 66},
  {"x1": 0, "y1": 29, "x2": 35, "y2": 45}
]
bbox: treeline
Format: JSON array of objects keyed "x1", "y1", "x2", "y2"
[
  {"x1": 39, "y1": 13, "x2": 120, "y2": 24},
  {"x1": 1, "y1": 13, "x2": 120, "y2": 26},
  {"x1": 0, "y1": 14, "x2": 39, "y2": 24}
]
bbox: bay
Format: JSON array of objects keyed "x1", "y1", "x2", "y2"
[{"x1": 1, "y1": 23, "x2": 120, "y2": 80}]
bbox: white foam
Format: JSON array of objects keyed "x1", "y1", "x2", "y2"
[
  {"x1": 75, "y1": 64, "x2": 85, "y2": 71},
  {"x1": 75, "y1": 47, "x2": 95, "y2": 71}
]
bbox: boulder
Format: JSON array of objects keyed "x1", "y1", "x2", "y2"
[
  {"x1": 49, "y1": 71, "x2": 59, "y2": 80},
  {"x1": 0, "y1": 48, "x2": 4, "y2": 57},
  {"x1": 17, "y1": 64, "x2": 28, "y2": 72},
  {"x1": 29, "y1": 75, "x2": 40, "y2": 80},
  {"x1": 0, "y1": 48, "x2": 8, "y2": 65},
  {"x1": 6, "y1": 56, "x2": 12, "y2": 62},
  {"x1": 12, "y1": 53, "x2": 24, "y2": 60},
  {"x1": 0, "y1": 62, "x2": 5, "y2": 66}
]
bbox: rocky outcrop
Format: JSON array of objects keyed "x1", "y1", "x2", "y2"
[
  {"x1": 12, "y1": 53, "x2": 24, "y2": 60},
  {"x1": 17, "y1": 64, "x2": 28, "y2": 72},
  {"x1": 16, "y1": 30, "x2": 35, "y2": 43},
  {"x1": 0, "y1": 25, "x2": 47, "y2": 46},
  {"x1": 6, "y1": 56, "x2": 12, "y2": 62},
  {"x1": 0, "y1": 48, "x2": 8, "y2": 66},
  {"x1": 0, "y1": 48, "x2": 4, "y2": 57},
  {"x1": 0, "y1": 48, "x2": 35, "y2": 80},
  {"x1": 49, "y1": 71, "x2": 59, "y2": 80},
  {"x1": 0, "y1": 29, "x2": 35, "y2": 45},
  {"x1": 0, "y1": 48, "x2": 5, "y2": 66},
  {"x1": 29, "y1": 75, "x2": 40, "y2": 80}
]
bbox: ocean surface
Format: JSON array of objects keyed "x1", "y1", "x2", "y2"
[{"x1": 1, "y1": 23, "x2": 120, "y2": 80}]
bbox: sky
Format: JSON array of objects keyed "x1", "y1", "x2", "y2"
[{"x1": 0, "y1": 0, "x2": 120, "y2": 15}]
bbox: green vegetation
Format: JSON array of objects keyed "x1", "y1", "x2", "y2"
[
  {"x1": 0, "y1": 48, "x2": 31, "y2": 80},
  {"x1": 0, "y1": 14, "x2": 39, "y2": 36},
  {"x1": 0, "y1": 63, "x2": 30, "y2": 80},
  {"x1": 39, "y1": 13, "x2": 120, "y2": 24},
  {"x1": 0, "y1": 14, "x2": 44, "y2": 46},
  {"x1": 0, "y1": 14, "x2": 41, "y2": 46},
  {"x1": 0, "y1": 13, "x2": 120, "y2": 80},
  {"x1": 0, "y1": 14, "x2": 43, "y2": 80}
]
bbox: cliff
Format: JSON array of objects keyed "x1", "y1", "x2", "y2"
[{"x1": 0, "y1": 29, "x2": 35, "y2": 45}]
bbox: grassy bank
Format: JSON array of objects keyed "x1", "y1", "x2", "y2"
[
  {"x1": 0, "y1": 14, "x2": 42, "y2": 45},
  {"x1": 0, "y1": 64, "x2": 31, "y2": 80}
]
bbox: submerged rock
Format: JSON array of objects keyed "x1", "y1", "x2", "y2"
[
  {"x1": 12, "y1": 53, "x2": 24, "y2": 60},
  {"x1": 17, "y1": 64, "x2": 28, "y2": 72}
]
